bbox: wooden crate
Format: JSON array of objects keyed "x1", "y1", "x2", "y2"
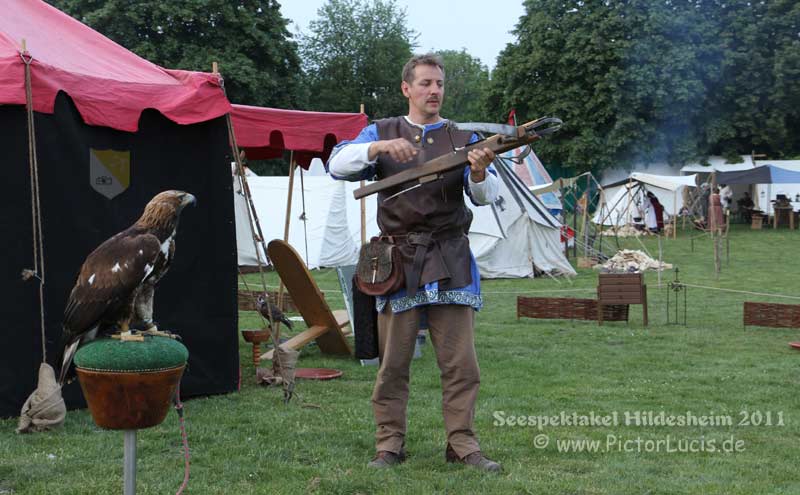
[
  {"x1": 743, "y1": 302, "x2": 800, "y2": 329},
  {"x1": 597, "y1": 273, "x2": 647, "y2": 326},
  {"x1": 517, "y1": 296, "x2": 629, "y2": 322}
]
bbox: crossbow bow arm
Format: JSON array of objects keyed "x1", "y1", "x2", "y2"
[{"x1": 352, "y1": 117, "x2": 562, "y2": 200}]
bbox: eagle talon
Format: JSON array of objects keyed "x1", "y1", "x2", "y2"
[{"x1": 141, "y1": 327, "x2": 180, "y2": 340}]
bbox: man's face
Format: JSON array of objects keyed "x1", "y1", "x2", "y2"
[{"x1": 402, "y1": 64, "x2": 444, "y2": 121}]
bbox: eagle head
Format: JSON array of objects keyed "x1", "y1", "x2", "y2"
[{"x1": 136, "y1": 190, "x2": 196, "y2": 231}]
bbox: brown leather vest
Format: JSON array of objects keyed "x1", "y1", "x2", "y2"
[{"x1": 374, "y1": 117, "x2": 475, "y2": 291}]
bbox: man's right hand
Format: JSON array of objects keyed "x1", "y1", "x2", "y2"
[{"x1": 368, "y1": 138, "x2": 419, "y2": 163}]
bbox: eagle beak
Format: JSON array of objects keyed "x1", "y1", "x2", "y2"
[{"x1": 181, "y1": 193, "x2": 197, "y2": 207}]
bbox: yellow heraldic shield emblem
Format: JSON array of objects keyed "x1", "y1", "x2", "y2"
[{"x1": 90, "y1": 149, "x2": 130, "y2": 199}]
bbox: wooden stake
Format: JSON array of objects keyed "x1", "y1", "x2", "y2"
[
  {"x1": 212, "y1": 61, "x2": 218, "y2": 74},
  {"x1": 581, "y1": 174, "x2": 589, "y2": 255},
  {"x1": 673, "y1": 190, "x2": 678, "y2": 239}
]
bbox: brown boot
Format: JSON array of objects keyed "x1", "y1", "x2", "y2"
[
  {"x1": 445, "y1": 444, "x2": 501, "y2": 473},
  {"x1": 367, "y1": 448, "x2": 407, "y2": 468}
]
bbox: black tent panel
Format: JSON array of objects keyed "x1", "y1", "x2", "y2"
[{"x1": 0, "y1": 93, "x2": 239, "y2": 418}]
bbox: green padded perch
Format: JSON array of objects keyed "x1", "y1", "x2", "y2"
[
  {"x1": 75, "y1": 335, "x2": 188, "y2": 431},
  {"x1": 75, "y1": 336, "x2": 188, "y2": 372}
]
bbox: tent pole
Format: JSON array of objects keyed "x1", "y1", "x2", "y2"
[
  {"x1": 657, "y1": 234, "x2": 663, "y2": 288},
  {"x1": 221, "y1": 60, "x2": 282, "y2": 360},
  {"x1": 572, "y1": 196, "x2": 577, "y2": 258},
  {"x1": 582, "y1": 174, "x2": 589, "y2": 257},
  {"x1": 359, "y1": 103, "x2": 366, "y2": 245},
  {"x1": 673, "y1": 189, "x2": 677, "y2": 239},
  {"x1": 278, "y1": 152, "x2": 296, "y2": 311}
]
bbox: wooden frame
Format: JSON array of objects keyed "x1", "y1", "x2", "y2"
[
  {"x1": 238, "y1": 289, "x2": 298, "y2": 313},
  {"x1": 743, "y1": 302, "x2": 800, "y2": 329},
  {"x1": 597, "y1": 273, "x2": 648, "y2": 326},
  {"x1": 517, "y1": 296, "x2": 629, "y2": 322}
]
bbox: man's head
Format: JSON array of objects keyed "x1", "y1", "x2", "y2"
[{"x1": 401, "y1": 53, "x2": 445, "y2": 124}]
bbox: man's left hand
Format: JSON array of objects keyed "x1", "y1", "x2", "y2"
[{"x1": 467, "y1": 147, "x2": 495, "y2": 182}]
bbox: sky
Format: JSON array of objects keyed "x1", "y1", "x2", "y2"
[{"x1": 279, "y1": 0, "x2": 527, "y2": 70}]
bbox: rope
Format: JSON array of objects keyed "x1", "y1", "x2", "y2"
[
  {"x1": 483, "y1": 288, "x2": 596, "y2": 294},
  {"x1": 219, "y1": 71, "x2": 285, "y2": 387},
  {"x1": 21, "y1": 48, "x2": 47, "y2": 361},
  {"x1": 299, "y1": 166, "x2": 310, "y2": 267},
  {"x1": 173, "y1": 386, "x2": 190, "y2": 495},
  {"x1": 674, "y1": 283, "x2": 800, "y2": 301}
]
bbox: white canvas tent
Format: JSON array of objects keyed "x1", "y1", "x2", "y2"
[
  {"x1": 594, "y1": 173, "x2": 697, "y2": 227},
  {"x1": 234, "y1": 170, "x2": 378, "y2": 269},
  {"x1": 235, "y1": 164, "x2": 575, "y2": 278},
  {"x1": 467, "y1": 160, "x2": 575, "y2": 278}
]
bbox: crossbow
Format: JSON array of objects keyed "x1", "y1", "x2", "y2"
[{"x1": 352, "y1": 116, "x2": 562, "y2": 200}]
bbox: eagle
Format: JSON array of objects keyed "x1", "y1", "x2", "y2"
[{"x1": 56, "y1": 190, "x2": 196, "y2": 385}]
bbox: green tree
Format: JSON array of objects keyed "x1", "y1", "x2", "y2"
[
  {"x1": 300, "y1": 0, "x2": 416, "y2": 118},
  {"x1": 701, "y1": 0, "x2": 800, "y2": 158},
  {"x1": 439, "y1": 49, "x2": 491, "y2": 122},
  {"x1": 488, "y1": 0, "x2": 800, "y2": 173},
  {"x1": 48, "y1": 0, "x2": 304, "y2": 108}
]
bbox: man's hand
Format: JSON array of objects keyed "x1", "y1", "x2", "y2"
[
  {"x1": 467, "y1": 147, "x2": 495, "y2": 182},
  {"x1": 368, "y1": 138, "x2": 419, "y2": 163}
]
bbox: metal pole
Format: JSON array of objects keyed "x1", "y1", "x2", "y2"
[{"x1": 124, "y1": 430, "x2": 137, "y2": 495}]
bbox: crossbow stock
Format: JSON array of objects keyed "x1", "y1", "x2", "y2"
[{"x1": 352, "y1": 116, "x2": 562, "y2": 200}]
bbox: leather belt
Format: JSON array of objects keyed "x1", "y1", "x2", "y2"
[{"x1": 379, "y1": 227, "x2": 464, "y2": 297}]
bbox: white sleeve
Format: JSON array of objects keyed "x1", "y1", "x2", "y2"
[
  {"x1": 327, "y1": 142, "x2": 376, "y2": 178},
  {"x1": 468, "y1": 172, "x2": 499, "y2": 205}
]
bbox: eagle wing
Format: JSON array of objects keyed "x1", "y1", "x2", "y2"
[{"x1": 62, "y1": 231, "x2": 164, "y2": 344}]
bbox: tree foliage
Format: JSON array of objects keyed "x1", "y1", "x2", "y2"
[
  {"x1": 439, "y1": 50, "x2": 491, "y2": 122},
  {"x1": 300, "y1": 0, "x2": 417, "y2": 118},
  {"x1": 488, "y1": 0, "x2": 800, "y2": 172},
  {"x1": 48, "y1": 0, "x2": 304, "y2": 108}
]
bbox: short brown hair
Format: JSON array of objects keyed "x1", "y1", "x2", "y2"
[{"x1": 402, "y1": 53, "x2": 444, "y2": 84}]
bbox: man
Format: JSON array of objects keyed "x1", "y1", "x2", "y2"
[
  {"x1": 737, "y1": 191, "x2": 755, "y2": 222},
  {"x1": 327, "y1": 53, "x2": 501, "y2": 472}
]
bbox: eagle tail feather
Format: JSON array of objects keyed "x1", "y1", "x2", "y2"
[{"x1": 57, "y1": 340, "x2": 80, "y2": 386}]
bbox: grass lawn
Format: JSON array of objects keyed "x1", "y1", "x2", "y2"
[{"x1": 2, "y1": 225, "x2": 800, "y2": 494}]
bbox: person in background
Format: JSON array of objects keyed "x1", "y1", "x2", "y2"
[
  {"x1": 644, "y1": 191, "x2": 664, "y2": 233},
  {"x1": 720, "y1": 184, "x2": 733, "y2": 211},
  {"x1": 737, "y1": 191, "x2": 755, "y2": 222},
  {"x1": 327, "y1": 53, "x2": 501, "y2": 472},
  {"x1": 709, "y1": 187, "x2": 725, "y2": 232}
]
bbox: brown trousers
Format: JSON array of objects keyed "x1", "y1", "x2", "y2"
[{"x1": 371, "y1": 304, "x2": 481, "y2": 458}]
